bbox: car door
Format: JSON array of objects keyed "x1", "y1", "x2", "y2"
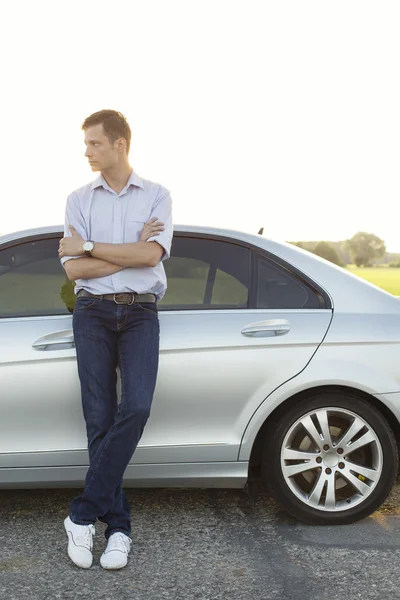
[{"x1": 134, "y1": 233, "x2": 333, "y2": 464}]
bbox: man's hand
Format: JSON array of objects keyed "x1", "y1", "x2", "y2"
[
  {"x1": 58, "y1": 225, "x2": 85, "y2": 258},
  {"x1": 59, "y1": 219, "x2": 164, "y2": 260},
  {"x1": 139, "y1": 218, "x2": 164, "y2": 242}
]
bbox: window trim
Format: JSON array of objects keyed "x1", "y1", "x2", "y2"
[
  {"x1": 0, "y1": 231, "x2": 332, "y2": 316},
  {"x1": 173, "y1": 232, "x2": 332, "y2": 310},
  {"x1": 0, "y1": 233, "x2": 73, "y2": 319},
  {"x1": 0, "y1": 232, "x2": 63, "y2": 255},
  {"x1": 163, "y1": 233, "x2": 251, "y2": 310},
  {"x1": 253, "y1": 252, "x2": 327, "y2": 310}
]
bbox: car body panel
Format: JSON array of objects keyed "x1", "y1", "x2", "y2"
[
  {"x1": 0, "y1": 307, "x2": 332, "y2": 467},
  {"x1": 1, "y1": 224, "x2": 400, "y2": 489},
  {"x1": 239, "y1": 349, "x2": 400, "y2": 462},
  {"x1": 0, "y1": 461, "x2": 248, "y2": 490}
]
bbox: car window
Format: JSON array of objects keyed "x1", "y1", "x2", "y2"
[
  {"x1": 3, "y1": 234, "x2": 323, "y2": 316},
  {"x1": 256, "y1": 255, "x2": 322, "y2": 309},
  {"x1": 0, "y1": 237, "x2": 72, "y2": 318},
  {"x1": 160, "y1": 236, "x2": 250, "y2": 309},
  {"x1": 211, "y1": 268, "x2": 248, "y2": 305}
]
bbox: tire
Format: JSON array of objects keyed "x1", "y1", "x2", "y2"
[{"x1": 262, "y1": 392, "x2": 398, "y2": 525}]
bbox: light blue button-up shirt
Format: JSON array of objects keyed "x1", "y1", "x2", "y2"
[{"x1": 60, "y1": 170, "x2": 173, "y2": 301}]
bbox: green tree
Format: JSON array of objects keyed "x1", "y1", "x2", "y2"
[
  {"x1": 60, "y1": 278, "x2": 76, "y2": 312},
  {"x1": 312, "y1": 241, "x2": 342, "y2": 266},
  {"x1": 295, "y1": 242, "x2": 307, "y2": 250},
  {"x1": 290, "y1": 241, "x2": 315, "y2": 251},
  {"x1": 344, "y1": 232, "x2": 386, "y2": 267}
]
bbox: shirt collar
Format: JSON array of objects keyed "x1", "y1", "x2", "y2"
[{"x1": 91, "y1": 170, "x2": 144, "y2": 191}]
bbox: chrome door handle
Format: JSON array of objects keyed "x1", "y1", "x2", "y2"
[
  {"x1": 241, "y1": 319, "x2": 291, "y2": 337},
  {"x1": 32, "y1": 330, "x2": 75, "y2": 350}
]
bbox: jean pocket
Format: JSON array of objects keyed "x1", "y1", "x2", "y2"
[
  {"x1": 136, "y1": 302, "x2": 158, "y2": 315},
  {"x1": 74, "y1": 296, "x2": 97, "y2": 311}
]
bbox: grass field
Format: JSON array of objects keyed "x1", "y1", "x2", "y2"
[{"x1": 347, "y1": 267, "x2": 400, "y2": 295}]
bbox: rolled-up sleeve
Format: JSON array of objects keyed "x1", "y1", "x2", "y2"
[
  {"x1": 60, "y1": 192, "x2": 88, "y2": 268},
  {"x1": 146, "y1": 188, "x2": 173, "y2": 262}
]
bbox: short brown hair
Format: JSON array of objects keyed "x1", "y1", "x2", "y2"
[{"x1": 81, "y1": 109, "x2": 132, "y2": 154}]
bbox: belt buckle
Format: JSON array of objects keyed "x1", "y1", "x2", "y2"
[{"x1": 113, "y1": 293, "x2": 135, "y2": 305}]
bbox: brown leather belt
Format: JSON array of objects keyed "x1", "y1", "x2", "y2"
[{"x1": 77, "y1": 289, "x2": 157, "y2": 305}]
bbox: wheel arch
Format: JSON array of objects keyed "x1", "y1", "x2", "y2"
[{"x1": 247, "y1": 385, "x2": 400, "y2": 480}]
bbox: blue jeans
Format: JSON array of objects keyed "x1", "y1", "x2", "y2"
[{"x1": 69, "y1": 294, "x2": 160, "y2": 540}]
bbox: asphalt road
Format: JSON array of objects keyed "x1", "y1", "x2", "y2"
[{"x1": 1, "y1": 482, "x2": 400, "y2": 600}]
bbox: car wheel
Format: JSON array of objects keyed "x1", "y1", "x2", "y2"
[{"x1": 262, "y1": 392, "x2": 398, "y2": 525}]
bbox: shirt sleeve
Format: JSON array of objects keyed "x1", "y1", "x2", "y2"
[
  {"x1": 146, "y1": 188, "x2": 173, "y2": 262},
  {"x1": 60, "y1": 192, "x2": 89, "y2": 268}
]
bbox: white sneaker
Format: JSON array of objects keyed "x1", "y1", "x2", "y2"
[
  {"x1": 100, "y1": 532, "x2": 132, "y2": 570},
  {"x1": 64, "y1": 516, "x2": 95, "y2": 569}
]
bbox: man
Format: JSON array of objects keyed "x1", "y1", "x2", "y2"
[{"x1": 58, "y1": 109, "x2": 173, "y2": 570}]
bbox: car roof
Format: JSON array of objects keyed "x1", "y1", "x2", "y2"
[
  {"x1": 1, "y1": 224, "x2": 399, "y2": 314},
  {"x1": 0, "y1": 223, "x2": 267, "y2": 247}
]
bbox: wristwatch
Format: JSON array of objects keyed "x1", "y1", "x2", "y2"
[{"x1": 83, "y1": 240, "x2": 95, "y2": 257}]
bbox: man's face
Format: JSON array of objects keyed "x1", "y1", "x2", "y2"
[{"x1": 84, "y1": 124, "x2": 119, "y2": 172}]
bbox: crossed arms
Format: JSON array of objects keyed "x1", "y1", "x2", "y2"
[
  {"x1": 63, "y1": 240, "x2": 164, "y2": 282},
  {"x1": 60, "y1": 190, "x2": 172, "y2": 282}
]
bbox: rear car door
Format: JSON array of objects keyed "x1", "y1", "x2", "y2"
[{"x1": 135, "y1": 233, "x2": 333, "y2": 464}]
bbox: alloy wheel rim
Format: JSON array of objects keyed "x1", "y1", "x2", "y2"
[{"x1": 280, "y1": 407, "x2": 383, "y2": 512}]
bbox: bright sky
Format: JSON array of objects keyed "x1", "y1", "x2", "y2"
[{"x1": 0, "y1": 1, "x2": 399, "y2": 251}]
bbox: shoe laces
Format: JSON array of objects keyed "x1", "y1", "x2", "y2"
[
  {"x1": 107, "y1": 533, "x2": 132, "y2": 553},
  {"x1": 77, "y1": 524, "x2": 95, "y2": 550}
]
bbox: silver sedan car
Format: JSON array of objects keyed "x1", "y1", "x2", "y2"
[{"x1": 1, "y1": 224, "x2": 400, "y2": 525}]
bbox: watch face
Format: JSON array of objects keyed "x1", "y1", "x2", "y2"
[{"x1": 84, "y1": 241, "x2": 93, "y2": 251}]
